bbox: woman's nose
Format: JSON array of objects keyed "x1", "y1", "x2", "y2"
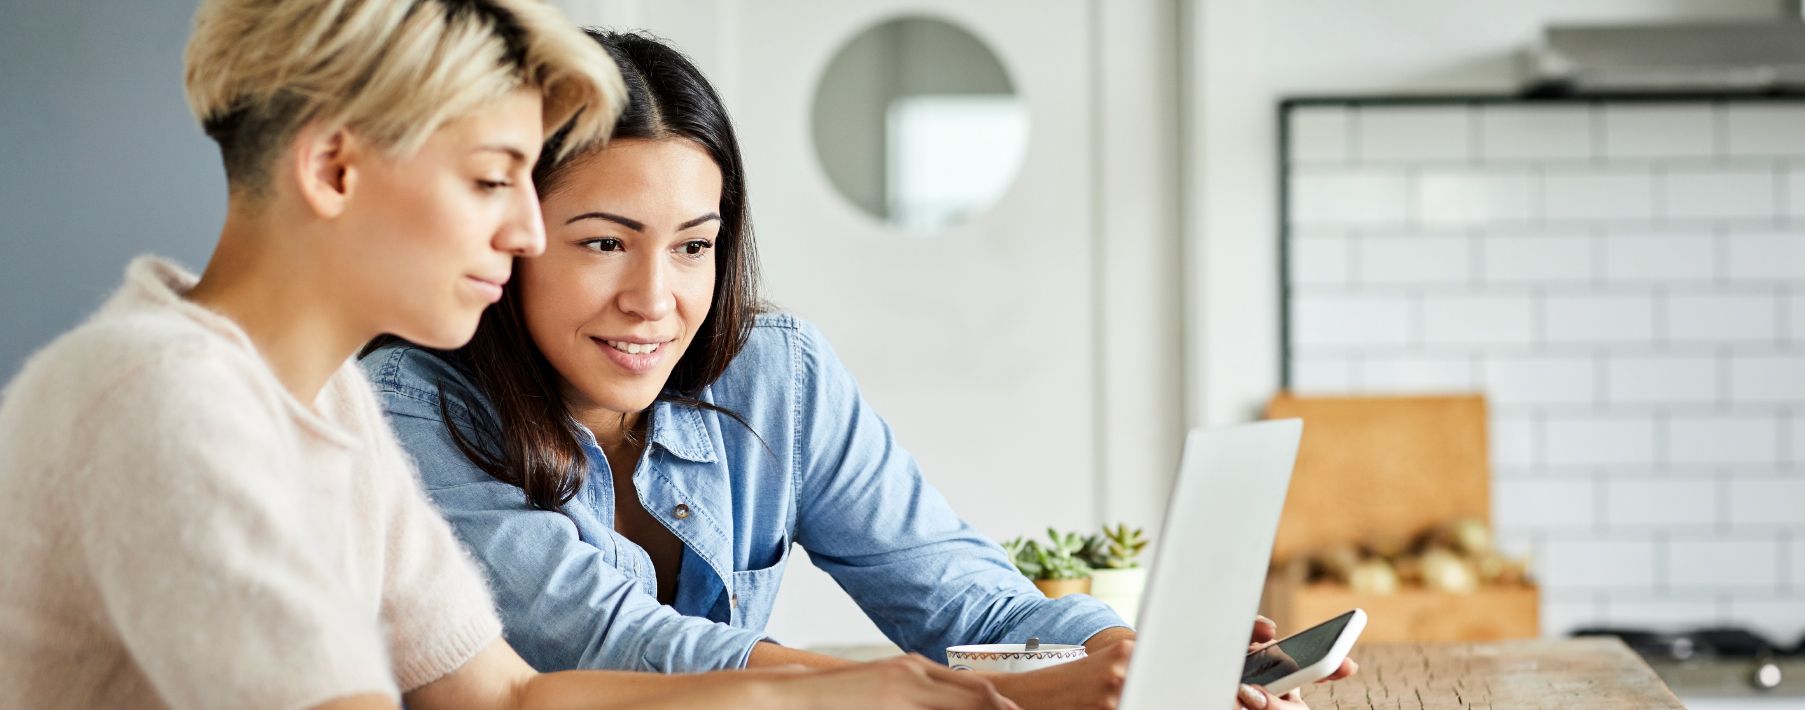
[
  {"x1": 616, "y1": 254, "x2": 676, "y2": 320},
  {"x1": 497, "y1": 184, "x2": 547, "y2": 257}
]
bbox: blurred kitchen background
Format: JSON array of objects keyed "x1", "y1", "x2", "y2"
[{"x1": 4, "y1": 1, "x2": 1804, "y2": 706}]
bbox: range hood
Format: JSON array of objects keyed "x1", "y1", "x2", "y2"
[{"x1": 1522, "y1": 20, "x2": 1805, "y2": 95}]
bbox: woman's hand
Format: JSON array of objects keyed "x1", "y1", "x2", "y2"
[
  {"x1": 775, "y1": 654, "x2": 1021, "y2": 710},
  {"x1": 1248, "y1": 615, "x2": 1358, "y2": 681},
  {"x1": 1235, "y1": 616, "x2": 1359, "y2": 710},
  {"x1": 1235, "y1": 683, "x2": 1308, "y2": 709},
  {"x1": 982, "y1": 616, "x2": 1360, "y2": 710},
  {"x1": 987, "y1": 638, "x2": 1134, "y2": 710}
]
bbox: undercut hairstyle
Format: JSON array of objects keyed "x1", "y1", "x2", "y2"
[{"x1": 182, "y1": 0, "x2": 627, "y2": 195}]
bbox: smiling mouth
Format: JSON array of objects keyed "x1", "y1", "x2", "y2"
[{"x1": 594, "y1": 338, "x2": 669, "y2": 355}]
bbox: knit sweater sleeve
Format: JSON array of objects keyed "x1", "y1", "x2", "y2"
[
  {"x1": 72, "y1": 345, "x2": 396, "y2": 710},
  {"x1": 367, "y1": 409, "x2": 504, "y2": 691}
]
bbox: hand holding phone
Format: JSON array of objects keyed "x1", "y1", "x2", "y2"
[{"x1": 1240, "y1": 609, "x2": 1366, "y2": 697}]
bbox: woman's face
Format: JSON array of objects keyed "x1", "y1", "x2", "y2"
[
  {"x1": 337, "y1": 87, "x2": 546, "y2": 349},
  {"x1": 522, "y1": 137, "x2": 723, "y2": 418}
]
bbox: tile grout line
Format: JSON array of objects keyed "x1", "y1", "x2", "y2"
[
  {"x1": 1780, "y1": 530, "x2": 1793, "y2": 595},
  {"x1": 1653, "y1": 529, "x2": 1669, "y2": 595}
]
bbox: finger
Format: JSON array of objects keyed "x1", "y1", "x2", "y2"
[
  {"x1": 1322, "y1": 657, "x2": 1358, "y2": 681},
  {"x1": 908, "y1": 655, "x2": 1018, "y2": 709},
  {"x1": 913, "y1": 674, "x2": 1004, "y2": 710},
  {"x1": 1267, "y1": 693, "x2": 1310, "y2": 709},
  {"x1": 1104, "y1": 639, "x2": 1133, "y2": 692},
  {"x1": 917, "y1": 659, "x2": 1002, "y2": 696},
  {"x1": 887, "y1": 658, "x2": 992, "y2": 710},
  {"x1": 1251, "y1": 616, "x2": 1278, "y2": 644},
  {"x1": 1236, "y1": 683, "x2": 1272, "y2": 709}
]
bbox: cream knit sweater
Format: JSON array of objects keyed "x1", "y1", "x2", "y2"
[{"x1": 0, "y1": 257, "x2": 503, "y2": 708}]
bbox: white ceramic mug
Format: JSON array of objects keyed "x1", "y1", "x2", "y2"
[{"x1": 945, "y1": 643, "x2": 1086, "y2": 673}]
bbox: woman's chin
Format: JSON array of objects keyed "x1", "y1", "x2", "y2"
[
  {"x1": 398, "y1": 318, "x2": 481, "y2": 351},
  {"x1": 576, "y1": 387, "x2": 663, "y2": 417}
]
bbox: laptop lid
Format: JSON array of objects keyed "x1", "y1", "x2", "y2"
[{"x1": 1118, "y1": 419, "x2": 1303, "y2": 709}]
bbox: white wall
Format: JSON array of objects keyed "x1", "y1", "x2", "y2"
[
  {"x1": 1284, "y1": 98, "x2": 1805, "y2": 645},
  {"x1": 1189, "y1": 0, "x2": 1784, "y2": 426}
]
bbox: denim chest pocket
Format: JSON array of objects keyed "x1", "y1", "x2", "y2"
[{"x1": 728, "y1": 538, "x2": 792, "y2": 631}]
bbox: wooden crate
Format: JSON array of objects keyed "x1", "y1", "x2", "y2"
[
  {"x1": 1259, "y1": 393, "x2": 1539, "y2": 643},
  {"x1": 1263, "y1": 582, "x2": 1540, "y2": 643}
]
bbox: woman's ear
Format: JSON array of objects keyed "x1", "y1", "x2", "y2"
[{"x1": 288, "y1": 121, "x2": 362, "y2": 219}]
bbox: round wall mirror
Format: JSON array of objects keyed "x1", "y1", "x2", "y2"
[{"x1": 810, "y1": 16, "x2": 1028, "y2": 234}]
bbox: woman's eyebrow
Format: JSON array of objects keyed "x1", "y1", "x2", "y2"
[
  {"x1": 476, "y1": 144, "x2": 530, "y2": 165},
  {"x1": 564, "y1": 211, "x2": 645, "y2": 232},
  {"x1": 678, "y1": 212, "x2": 721, "y2": 231}
]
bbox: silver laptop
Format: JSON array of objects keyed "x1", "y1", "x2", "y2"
[{"x1": 1118, "y1": 419, "x2": 1303, "y2": 709}]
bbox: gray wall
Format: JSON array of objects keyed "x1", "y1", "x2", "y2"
[{"x1": 0, "y1": 2, "x2": 224, "y2": 380}]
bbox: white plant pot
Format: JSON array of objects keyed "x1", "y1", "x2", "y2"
[{"x1": 1087, "y1": 567, "x2": 1148, "y2": 626}]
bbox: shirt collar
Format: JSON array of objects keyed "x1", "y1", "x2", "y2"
[{"x1": 646, "y1": 397, "x2": 718, "y2": 464}]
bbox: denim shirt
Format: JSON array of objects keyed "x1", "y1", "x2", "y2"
[{"x1": 362, "y1": 313, "x2": 1126, "y2": 673}]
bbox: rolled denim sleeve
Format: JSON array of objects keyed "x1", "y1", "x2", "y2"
[
  {"x1": 380, "y1": 401, "x2": 767, "y2": 673},
  {"x1": 787, "y1": 323, "x2": 1129, "y2": 661}
]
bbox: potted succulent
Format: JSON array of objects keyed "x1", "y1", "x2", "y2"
[
  {"x1": 1002, "y1": 528, "x2": 1093, "y2": 598},
  {"x1": 1081, "y1": 523, "x2": 1149, "y2": 623}
]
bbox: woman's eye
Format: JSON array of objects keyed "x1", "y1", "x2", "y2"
[
  {"x1": 680, "y1": 240, "x2": 715, "y2": 257},
  {"x1": 476, "y1": 179, "x2": 512, "y2": 192},
  {"x1": 580, "y1": 238, "x2": 624, "y2": 252}
]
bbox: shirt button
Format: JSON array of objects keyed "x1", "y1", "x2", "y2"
[
  {"x1": 730, "y1": 593, "x2": 739, "y2": 608},
  {"x1": 672, "y1": 503, "x2": 691, "y2": 520}
]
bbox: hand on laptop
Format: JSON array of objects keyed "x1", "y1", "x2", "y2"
[
  {"x1": 973, "y1": 616, "x2": 1360, "y2": 710},
  {"x1": 1236, "y1": 616, "x2": 1358, "y2": 709}
]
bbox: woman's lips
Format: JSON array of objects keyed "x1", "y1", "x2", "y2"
[
  {"x1": 591, "y1": 336, "x2": 669, "y2": 375},
  {"x1": 465, "y1": 275, "x2": 506, "y2": 303}
]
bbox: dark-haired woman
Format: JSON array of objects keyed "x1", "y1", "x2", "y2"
[{"x1": 364, "y1": 31, "x2": 1338, "y2": 710}]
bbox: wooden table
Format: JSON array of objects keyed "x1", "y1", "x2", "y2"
[{"x1": 1300, "y1": 638, "x2": 1685, "y2": 709}]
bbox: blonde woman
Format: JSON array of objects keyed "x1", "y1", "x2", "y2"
[{"x1": 0, "y1": 2, "x2": 1011, "y2": 709}]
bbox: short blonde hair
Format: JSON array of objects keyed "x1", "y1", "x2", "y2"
[{"x1": 183, "y1": 0, "x2": 625, "y2": 193}]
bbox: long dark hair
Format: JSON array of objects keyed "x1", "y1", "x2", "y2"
[{"x1": 412, "y1": 30, "x2": 761, "y2": 512}]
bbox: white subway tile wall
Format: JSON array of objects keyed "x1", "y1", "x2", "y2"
[
  {"x1": 1726, "y1": 232, "x2": 1805, "y2": 281},
  {"x1": 1600, "y1": 104, "x2": 1716, "y2": 159},
  {"x1": 1725, "y1": 105, "x2": 1805, "y2": 158},
  {"x1": 1662, "y1": 168, "x2": 1775, "y2": 221},
  {"x1": 1603, "y1": 596, "x2": 1723, "y2": 631},
  {"x1": 1792, "y1": 538, "x2": 1805, "y2": 589},
  {"x1": 1479, "y1": 106, "x2": 1592, "y2": 161},
  {"x1": 1284, "y1": 100, "x2": 1805, "y2": 643},
  {"x1": 1727, "y1": 599, "x2": 1805, "y2": 646},
  {"x1": 1542, "y1": 170, "x2": 1655, "y2": 222},
  {"x1": 1603, "y1": 477, "x2": 1717, "y2": 529}
]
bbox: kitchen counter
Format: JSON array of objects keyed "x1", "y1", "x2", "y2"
[
  {"x1": 811, "y1": 637, "x2": 1686, "y2": 707},
  {"x1": 1300, "y1": 637, "x2": 1684, "y2": 709}
]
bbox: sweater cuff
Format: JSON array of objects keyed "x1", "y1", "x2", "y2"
[{"x1": 393, "y1": 611, "x2": 504, "y2": 691}]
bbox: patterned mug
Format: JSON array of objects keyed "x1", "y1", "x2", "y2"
[{"x1": 945, "y1": 643, "x2": 1087, "y2": 673}]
